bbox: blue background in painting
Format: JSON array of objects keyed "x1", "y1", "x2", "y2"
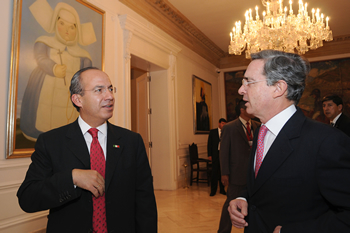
[{"x1": 16, "y1": 0, "x2": 103, "y2": 118}]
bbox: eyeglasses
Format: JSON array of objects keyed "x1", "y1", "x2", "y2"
[
  {"x1": 83, "y1": 86, "x2": 116, "y2": 94},
  {"x1": 242, "y1": 79, "x2": 265, "y2": 86}
]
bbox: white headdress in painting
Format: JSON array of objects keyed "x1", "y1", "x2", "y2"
[{"x1": 29, "y1": 0, "x2": 96, "y2": 46}]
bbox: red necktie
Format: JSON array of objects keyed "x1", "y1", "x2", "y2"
[
  {"x1": 246, "y1": 121, "x2": 253, "y2": 141},
  {"x1": 88, "y1": 128, "x2": 107, "y2": 233},
  {"x1": 255, "y1": 125, "x2": 268, "y2": 178}
]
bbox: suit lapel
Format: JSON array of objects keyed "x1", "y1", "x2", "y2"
[
  {"x1": 236, "y1": 119, "x2": 249, "y2": 146},
  {"x1": 105, "y1": 122, "x2": 123, "y2": 192},
  {"x1": 251, "y1": 109, "x2": 305, "y2": 195},
  {"x1": 66, "y1": 120, "x2": 90, "y2": 168}
]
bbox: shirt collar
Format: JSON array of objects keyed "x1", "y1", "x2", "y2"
[
  {"x1": 331, "y1": 112, "x2": 342, "y2": 124},
  {"x1": 239, "y1": 116, "x2": 250, "y2": 126},
  {"x1": 264, "y1": 104, "x2": 296, "y2": 137},
  {"x1": 78, "y1": 116, "x2": 107, "y2": 136}
]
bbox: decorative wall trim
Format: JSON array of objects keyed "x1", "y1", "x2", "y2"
[
  {"x1": 148, "y1": 0, "x2": 224, "y2": 58},
  {"x1": 119, "y1": 14, "x2": 182, "y2": 57},
  {"x1": 0, "y1": 159, "x2": 30, "y2": 169},
  {"x1": 0, "y1": 211, "x2": 48, "y2": 230},
  {"x1": 119, "y1": 0, "x2": 221, "y2": 66}
]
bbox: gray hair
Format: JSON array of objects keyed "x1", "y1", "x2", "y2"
[
  {"x1": 70, "y1": 67, "x2": 99, "y2": 112},
  {"x1": 251, "y1": 50, "x2": 310, "y2": 104}
]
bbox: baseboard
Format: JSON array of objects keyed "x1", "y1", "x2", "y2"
[{"x1": 30, "y1": 228, "x2": 46, "y2": 233}]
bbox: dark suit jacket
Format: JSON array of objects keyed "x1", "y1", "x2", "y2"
[
  {"x1": 17, "y1": 120, "x2": 157, "y2": 233},
  {"x1": 207, "y1": 128, "x2": 220, "y2": 161},
  {"x1": 220, "y1": 118, "x2": 260, "y2": 186},
  {"x1": 334, "y1": 113, "x2": 350, "y2": 137},
  {"x1": 243, "y1": 108, "x2": 350, "y2": 233}
]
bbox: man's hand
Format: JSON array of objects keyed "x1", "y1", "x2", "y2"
[
  {"x1": 72, "y1": 169, "x2": 105, "y2": 197},
  {"x1": 273, "y1": 226, "x2": 282, "y2": 233},
  {"x1": 228, "y1": 199, "x2": 248, "y2": 229},
  {"x1": 221, "y1": 175, "x2": 229, "y2": 186}
]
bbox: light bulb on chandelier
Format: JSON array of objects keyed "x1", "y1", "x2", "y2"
[{"x1": 228, "y1": 0, "x2": 333, "y2": 59}]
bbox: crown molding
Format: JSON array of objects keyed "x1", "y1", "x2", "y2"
[{"x1": 119, "y1": 0, "x2": 224, "y2": 67}]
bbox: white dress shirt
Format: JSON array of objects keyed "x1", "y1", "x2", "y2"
[
  {"x1": 78, "y1": 116, "x2": 108, "y2": 159},
  {"x1": 253, "y1": 104, "x2": 297, "y2": 171},
  {"x1": 330, "y1": 112, "x2": 342, "y2": 125}
]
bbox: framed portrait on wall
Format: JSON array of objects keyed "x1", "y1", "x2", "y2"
[
  {"x1": 224, "y1": 57, "x2": 350, "y2": 123},
  {"x1": 193, "y1": 75, "x2": 212, "y2": 134},
  {"x1": 7, "y1": 0, "x2": 104, "y2": 158}
]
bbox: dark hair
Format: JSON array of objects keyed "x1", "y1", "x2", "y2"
[
  {"x1": 322, "y1": 94, "x2": 343, "y2": 109},
  {"x1": 219, "y1": 118, "x2": 227, "y2": 123},
  {"x1": 70, "y1": 67, "x2": 99, "y2": 112},
  {"x1": 236, "y1": 99, "x2": 247, "y2": 116},
  {"x1": 251, "y1": 50, "x2": 310, "y2": 105}
]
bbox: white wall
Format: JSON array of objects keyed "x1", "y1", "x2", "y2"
[{"x1": 0, "y1": 0, "x2": 220, "y2": 232}]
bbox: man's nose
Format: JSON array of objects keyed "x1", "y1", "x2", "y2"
[{"x1": 238, "y1": 85, "x2": 245, "y2": 95}]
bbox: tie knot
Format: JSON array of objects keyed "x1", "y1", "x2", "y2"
[
  {"x1": 259, "y1": 125, "x2": 268, "y2": 137},
  {"x1": 246, "y1": 121, "x2": 250, "y2": 126},
  {"x1": 88, "y1": 128, "x2": 99, "y2": 138}
]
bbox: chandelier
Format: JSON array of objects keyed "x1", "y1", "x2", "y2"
[{"x1": 228, "y1": 0, "x2": 333, "y2": 58}]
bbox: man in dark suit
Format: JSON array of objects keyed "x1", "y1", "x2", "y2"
[
  {"x1": 208, "y1": 118, "x2": 227, "y2": 196},
  {"x1": 228, "y1": 50, "x2": 350, "y2": 233},
  {"x1": 17, "y1": 67, "x2": 157, "y2": 233},
  {"x1": 322, "y1": 94, "x2": 350, "y2": 137},
  {"x1": 218, "y1": 100, "x2": 259, "y2": 233}
]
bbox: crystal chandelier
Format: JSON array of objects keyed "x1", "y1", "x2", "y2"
[{"x1": 228, "y1": 0, "x2": 333, "y2": 58}]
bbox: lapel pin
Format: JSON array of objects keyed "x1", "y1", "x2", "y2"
[{"x1": 113, "y1": 145, "x2": 120, "y2": 148}]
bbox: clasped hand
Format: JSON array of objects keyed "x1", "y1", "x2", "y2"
[
  {"x1": 228, "y1": 199, "x2": 282, "y2": 232},
  {"x1": 72, "y1": 169, "x2": 105, "y2": 197}
]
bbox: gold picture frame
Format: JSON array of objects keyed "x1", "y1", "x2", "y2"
[
  {"x1": 193, "y1": 75, "x2": 212, "y2": 134},
  {"x1": 7, "y1": 0, "x2": 104, "y2": 158}
]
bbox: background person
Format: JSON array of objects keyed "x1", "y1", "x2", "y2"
[
  {"x1": 322, "y1": 94, "x2": 350, "y2": 137},
  {"x1": 218, "y1": 99, "x2": 259, "y2": 233},
  {"x1": 207, "y1": 118, "x2": 227, "y2": 196}
]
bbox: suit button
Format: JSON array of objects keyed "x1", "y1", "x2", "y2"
[{"x1": 250, "y1": 205, "x2": 256, "y2": 211}]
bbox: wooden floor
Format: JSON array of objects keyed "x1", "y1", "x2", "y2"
[{"x1": 155, "y1": 183, "x2": 244, "y2": 233}]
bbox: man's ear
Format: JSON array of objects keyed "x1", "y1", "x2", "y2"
[
  {"x1": 71, "y1": 94, "x2": 82, "y2": 108},
  {"x1": 273, "y1": 80, "x2": 288, "y2": 99},
  {"x1": 338, "y1": 104, "x2": 343, "y2": 112}
]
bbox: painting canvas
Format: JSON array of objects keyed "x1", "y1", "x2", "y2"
[
  {"x1": 7, "y1": 0, "x2": 104, "y2": 158},
  {"x1": 224, "y1": 57, "x2": 350, "y2": 123},
  {"x1": 193, "y1": 75, "x2": 212, "y2": 134}
]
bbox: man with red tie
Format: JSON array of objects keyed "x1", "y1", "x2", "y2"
[
  {"x1": 17, "y1": 67, "x2": 157, "y2": 233},
  {"x1": 228, "y1": 50, "x2": 350, "y2": 233},
  {"x1": 218, "y1": 99, "x2": 259, "y2": 233}
]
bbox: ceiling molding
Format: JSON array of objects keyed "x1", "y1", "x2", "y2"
[{"x1": 119, "y1": 0, "x2": 224, "y2": 67}]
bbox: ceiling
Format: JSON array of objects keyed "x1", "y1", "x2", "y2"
[{"x1": 167, "y1": 0, "x2": 350, "y2": 52}]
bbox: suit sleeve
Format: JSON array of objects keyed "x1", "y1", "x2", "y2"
[
  {"x1": 220, "y1": 125, "x2": 230, "y2": 176},
  {"x1": 207, "y1": 130, "x2": 213, "y2": 158},
  {"x1": 135, "y1": 134, "x2": 158, "y2": 232},
  {"x1": 282, "y1": 132, "x2": 350, "y2": 232},
  {"x1": 17, "y1": 134, "x2": 80, "y2": 213}
]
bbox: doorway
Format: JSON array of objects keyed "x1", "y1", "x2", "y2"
[{"x1": 130, "y1": 55, "x2": 175, "y2": 190}]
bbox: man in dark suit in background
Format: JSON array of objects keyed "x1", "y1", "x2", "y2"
[
  {"x1": 322, "y1": 94, "x2": 350, "y2": 137},
  {"x1": 218, "y1": 99, "x2": 260, "y2": 233},
  {"x1": 17, "y1": 67, "x2": 157, "y2": 233},
  {"x1": 229, "y1": 50, "x2": 350, "y2": 233},
  {"x1": 208, "y1": 118, "x2": 227, "y2": 196}
]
